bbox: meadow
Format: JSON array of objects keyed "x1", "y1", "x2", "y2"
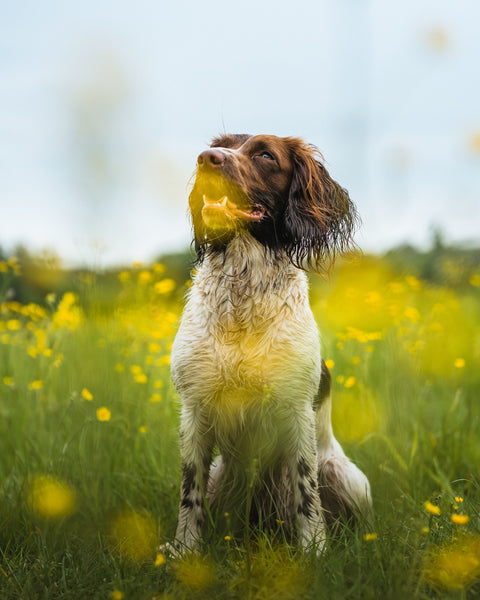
[{"x1": 0, "y1": 247, "x2": 479, "y2": 599}]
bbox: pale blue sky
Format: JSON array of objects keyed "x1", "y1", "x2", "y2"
[{"x1": 1, "y1": 0, "x2": 479, "y2": 266}]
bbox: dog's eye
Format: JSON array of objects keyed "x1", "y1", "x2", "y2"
[{"x1": 260, "y1": 152, "x2": 274, "y2": 160}]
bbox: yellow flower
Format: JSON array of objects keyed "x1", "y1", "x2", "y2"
[
  {"x1": 138, "y1": 270, "x2": 152, "y2": 284},
  {"x1": 325, "y1": 359, "x2": 335, "y2": 370},
  {"x1": 224, "y1": 535, "x2": 231, "y2": 541},
  {"x1": 469, "y1": 274, "x2": 480, "y2": 287},
  {"x1": 154, "y1": 380, "x2": 164, "y2": 389},
  {"x1": 422, "y1": 535, "x2": 480, "y2": 590},
  {"x1": 154, "y1": 279, "x2": 176, "y2": 294},
  {"x1": 27, "y1": 474, "x2": 77, "y2": 520},
  {"x1": 156, "y1": 355, "x2": 171, "y2": 366},
  {"x1": 352, "y1": 356, "x2": 361, "y2": 365},
  {"x1": 451, "y1": 514, "x2": 470, "y2": 526},
  {"x1": 111, "y1": 591, "x2": 124, "y2": 600},
  {"x1": 155, "y1": 552, "x2": 165, "y2": 566},
  {"x1": 149, "y1": 393, "x2": 162, "y2": 403},
  {"x1": 148, "y1": 342, "x2": 161, "y2": 354},
  {"x1": 344, "y1": 376, "x2": 356, "y2": 388},
  {"x1": 115, "y1": 363, "x2": 125, "y2": 372},
  {"x1": 96, "y1": 407, "x2": 111, "y2": 422},
  {"x1": 108, "y1": 509, "x2": 157, "y2": 562},
  {"x1": 45, "y1": 292, "x2": 56, "y2": 304},
  {"x1": 404, "y1": 306, "x2": 421, "y2": 323},
  {"x1": 455, "y1": 496, "x2": 464, "y2": 503},
  {"x1": 3, "y1": 376, "x2": 13, "y2": 387},
  {"x1": 153, "y1": 263, "x2": 166, "y2": 274},
  {"x1": 130, "y1": 365, "x2": 143, "y2": 375},
  {"x1": 0, "y1": 261, "x2": 8, "y2": 273},
  {"x1": 118, "y1": 271, "x2": 131, "y2": 283},
  {"x1": 139, "y1": 426, "x2": 147, "y2": 434},
  {"x1": 454, "y1": 358, "x2": 466, "y2": 369},
  {"x1": 28, "y1": 380, "x2": 43, "y2": 391},
  {"x1": 81, "y1": 388, "x2": 93, "y2": 401},
  {"x1": 424, "y1": 500, "x2": 441, "y2": 516},
  {"x1": 174, "y1": 555, "x2": 216, "y2": 591},
  {"x1": 7, "y1": 319, "x2": 21, "y2": 331},
  {"x1": 363, "y1": 533, "x2": 378, "y2": 541},
  {"x1": 134, "y1": 373, "x2": 148, "y2": 384}
]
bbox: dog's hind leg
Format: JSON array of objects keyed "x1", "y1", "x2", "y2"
[{"x1": 314, "y1": 361, "x2": 372, "y2": 528}]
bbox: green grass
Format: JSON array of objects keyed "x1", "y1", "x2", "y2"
[{"x1": 0, "y1": 257, "x2": 479, "y2": 599}]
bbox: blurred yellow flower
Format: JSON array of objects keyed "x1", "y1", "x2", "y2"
[
  {"x1": 470, "y1": 274, "x2": 480, "y2": 287},
  {"x1": 469, "y1": 132, "x2": 480, "y2": 156},
  {"x1": 81, "y1": 388, "x2": 93, "y2": 401},
  {"x1": 404, "y1": 306, "x2": 421, "y2": 323},
  {"x1": 138, "y1": 270, "x2": 152, "y2": 284},
  {"x1": 27, "y1": 474, "x2": 77, "y2": 520},
  {"x1": 130, "y1": 365, "x2": 143, "y2": 375},
  {"x1": 324, "y1": 359, "x2": 335, "y2": 370},
  {"x1": 148, "y1": 342, "x2": 161, "y2": 353},
  {"x1": 352, "y1": 356, "x2": 361, "y2": 365},
  {"x1": 154, "y1": 380, "x2": 164, "y2": 389},
  {"x1": 96, "y1": 407, "x2": 111, "y2": 422},
  {"x1": 7, "y1": 319, "x2": 21, "y2": 331},
  {"x1": 153, "y1": 263, "x2": 166, "y2": 274},
  {"x1": 455, "y1": 497, "x2": 464, "y2": 503},
  {"x1": 139, "y1": 426, "x2": 147, "y2": 434},
  {"x1": 363, "y1": 533, "x2": 378, "y2": 541},
  {"x1": 451, "y1": 514, "x2": 470, "y2": 526},
  {"x1": 118, "y1": 271, "x2": 130, "y2": 283},
  {"x1": 28, "y1": 380, "x2": 43, "y2": 391},
  {"x1": 3, "y1": 376, "x2": 14, "y2": 387},
  {"x1": 344, "y1": 376, "x2": 356, "y2": 388},
  {"x1": 134, "y1": 373, "x2": 148, "y2": 384},
  {"x1": 149, "y1": 393, "x2": 162, "y2": 403},
  {"x1": 52, "y1": 292, "x2": 83, "y2": 330},
  {"x1": 156, "y1": 355, "x2": 171, "y2": 366},
  {"x1": 454, "y1": 358, "x2": 466, "y2": 369},
  {"x1": 422, "y1": 535, "x2": 480, "y2": 590},
  {"x1": 108, "y1": 509, "x2": 157, "y2": 562},
  {"x1": 115, "y1": 363, "x2": 125, "y2": 372},
  {"x1": 111, "y1": 591, "x2": 124, "y2": 600},
  {"x1": 155, "y1": 552, "x2": 165, "y2": 566},
  {"x1": 424, "y1": 501, "x2": 441, "y2": 516},
  {"x1": 154, "y1": 279, "x2": 176, "y2": 294},
  {"x1": 0, "y1": 261, "x2": 7, "y2": 273},
  {"x1": 174, "y1": 555, "x2": 216, "y2": 591}
]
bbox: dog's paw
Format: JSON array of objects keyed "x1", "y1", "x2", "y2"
[{"x1": 158, "y1": 539, "x2": 201, "y2": 560}]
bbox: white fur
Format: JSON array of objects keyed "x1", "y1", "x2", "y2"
[{"x1": 169, "y1": 233, "x2": 371, "y2": 553}]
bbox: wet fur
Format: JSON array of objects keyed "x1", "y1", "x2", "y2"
[{"x1": 169, "y1": 134, "x2": 372, "y2": 554}]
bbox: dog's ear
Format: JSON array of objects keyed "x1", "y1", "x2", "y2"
[{"x1": 283, "y1": 142, "x2": 359, "y2": 271}]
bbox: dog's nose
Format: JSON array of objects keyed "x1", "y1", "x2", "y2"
[{"x1": 197, "y1": 149, "x2": 226, "y2": 168}]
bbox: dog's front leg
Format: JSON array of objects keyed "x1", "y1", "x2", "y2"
[
  {"x1": 288, "y1": 414, "x2": 326, "y2": 553},
  {"x1": 173, "y1": 404, "x2": 214, "y2": 553}
]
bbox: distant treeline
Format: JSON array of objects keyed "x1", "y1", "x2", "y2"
[{"x1": 1, "y1": 232, "x2": 479, "y2": 306}]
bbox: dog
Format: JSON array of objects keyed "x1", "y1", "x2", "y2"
[{"x1": 168, "y1": 134, "x2": 371, "y2": 554}]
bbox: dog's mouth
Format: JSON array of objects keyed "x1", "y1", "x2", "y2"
[{"x1": 201, "y1": 194, "x2": 265, "y2": 226}]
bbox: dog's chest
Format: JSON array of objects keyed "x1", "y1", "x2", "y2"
[{"x1": 171, "y1": 242, "x2": 320, "y2": 408}]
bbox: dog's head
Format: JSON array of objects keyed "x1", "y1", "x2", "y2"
[{"x1": 189, "y1": 133, "x2": 359, "y2": 270}]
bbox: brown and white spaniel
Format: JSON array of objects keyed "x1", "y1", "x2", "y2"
[{"x1": 168, "y1": 134, "x2": 371, "y2": 554}]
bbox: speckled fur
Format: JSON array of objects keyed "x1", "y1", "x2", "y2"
[{"x1": 169, "y1": 234, "x2": 371, "y2": 553}]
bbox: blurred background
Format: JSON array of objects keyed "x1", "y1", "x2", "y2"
[{"x1": 1, "y1": 0, "x2": 480, "y2": 268}]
